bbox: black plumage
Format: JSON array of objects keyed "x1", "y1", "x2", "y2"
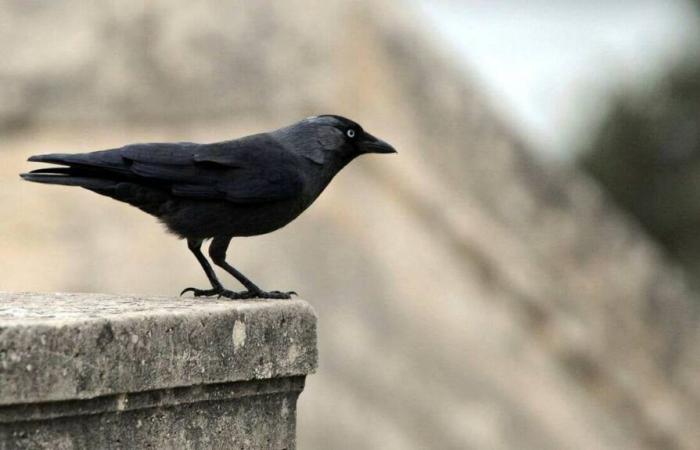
[{"x1": 20, "y1": 115, "x2": 396, "y2": 299}]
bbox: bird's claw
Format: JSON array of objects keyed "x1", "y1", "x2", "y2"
[
  {"x1": 257, "y1": 290, "x2": 297, "y2": 299},
  {"x1": 181, "y1": 287, "x2": 297, "y2": 300},
  {"x1": 180, "y1": 287, "x2": 223, "y2": 297},
  {"x1": 222, "y1": 290, "x2": 296, "y2": 300}
]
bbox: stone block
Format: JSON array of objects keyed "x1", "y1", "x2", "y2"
[{"x1": 0, "y1": 292, "x2": 317, "y2": 449}]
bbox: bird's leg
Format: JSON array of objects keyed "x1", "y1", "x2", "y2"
[
  {"x1": 180, "y1": 238, "x2": 225, "y2": 297},
  {"x1": 209, "y1": 236, "x2": 297, "y2": 300}
]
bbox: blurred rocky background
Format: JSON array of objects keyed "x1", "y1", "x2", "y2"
[
  {"x1": 581, "y1": 0, "x2": 700, "y2": 294},
  {"x1": 2, "y1": 1, "x2": 700, "y2": 449}
]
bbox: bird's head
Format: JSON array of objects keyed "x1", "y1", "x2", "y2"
[
  {"x1": 280, "y1": 115, "x2": 396, "y2": 165},
  {"x1": 310, "y1": 114, "x2": 397, "y2": 155}
]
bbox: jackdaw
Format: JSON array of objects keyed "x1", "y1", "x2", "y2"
[{"x1": 21, "y1": 115, "x2": 396, "y2": 299}]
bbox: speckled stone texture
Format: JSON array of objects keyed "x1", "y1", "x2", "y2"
[{"x1": 0, "y1": 292, "x2": 318, "y2": 449}]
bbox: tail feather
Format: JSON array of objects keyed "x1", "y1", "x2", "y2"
[
  {"x1": 24, "y1": 167, "x2": 73, "y2": 175},
  {"x1": 27, "y1": 150, "x2": 130, "y2": 174},
  {"x1": 22, "y1": 148, "x2": 133, "y2": 190},
  {"x1": 27, "y1": 153, "x2": 72, "y2": 164},
  {"x1": 27, "y1": 153, "x2": 94, "y2": 167},
  {"x1": 22, "y1": 151, "x2": 171, "y2": 216},
  {"x1": 20, "y1": 167, "x2": 117, "y2": 190},
  {"x1": 19, "y1": 169, "x2": 116, "y2": 190}
]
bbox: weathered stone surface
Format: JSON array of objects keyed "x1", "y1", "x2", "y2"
[
  {"x1": 0, "y1": 293, "x2": 317, "y2": 449},
  {"x1": 1, "y1": 378, "x2": 303, "y2": 450}
]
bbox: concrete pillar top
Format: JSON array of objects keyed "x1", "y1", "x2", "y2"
[{"x1": 0, "y1": 292, "x2": 318, "y2": 406}]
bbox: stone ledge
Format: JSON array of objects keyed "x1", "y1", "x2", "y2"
[
  {"x1": 0, "y1": 376, "x2": 305, "y2": 424},
  {"x1": 0, "y1": 292, "x2": 317, "y2": 449},
  {"x1": 0, "y1": 292, "x2": 317, "y2": 405},
  {"x1": 1, "y1": 378, "x2": 303, "y2": 449}
]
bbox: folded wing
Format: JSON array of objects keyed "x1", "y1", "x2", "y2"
[{"x1": 23, "y1": 135, "x2": 305, "y2": 204}]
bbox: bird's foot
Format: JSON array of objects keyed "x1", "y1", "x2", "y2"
[
  {"x1": 219, "y1": 289, "x2": 297, "y2": 300},
  {"x1": 180, "y1": 287, "x2": 296, "y2": 300},
  {"x1": 254, "y1": 290, "x2": 297, "y2": 300},
  {"x1": 180, "y1": 287, "x2": 224, "y2": 297}
]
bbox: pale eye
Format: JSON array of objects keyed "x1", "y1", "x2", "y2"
[{"x1": 346, "y1": 129, "x2": 355, "y2": 138}]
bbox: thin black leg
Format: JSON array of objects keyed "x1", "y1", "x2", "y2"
[
  {"x1": 209, "y1": 236, "x2": 262, "y2": 293},
  {"x1": 180, "y1": 238, "x2": 224, "y2": 297},
  {"x1": 209, "y1": 236, "x2": 296, "y2": 299},
  {"x1": 189, "y1": 238, "x2": 223, "y2": 289}
]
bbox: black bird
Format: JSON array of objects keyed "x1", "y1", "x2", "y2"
[{"x1": 21, "y1": 115, "x2": 396, "y2": 299}]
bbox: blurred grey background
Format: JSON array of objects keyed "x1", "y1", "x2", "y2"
[{"x1": 2, "y1": 1, "x2": 700, "y2": 448}]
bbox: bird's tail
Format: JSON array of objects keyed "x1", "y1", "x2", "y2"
[
  {"x1": 21, "y1": 152, "x2": 171, "y2": 219},
  {"x1": 20, "y1": 153, "x2": 121, "y2": 191}
]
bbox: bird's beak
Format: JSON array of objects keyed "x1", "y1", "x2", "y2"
[{"x1": 361, "y1": 132, "x2": 397, "y2": 154}]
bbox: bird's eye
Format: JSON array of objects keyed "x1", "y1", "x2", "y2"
[{"x1": 346, "y1": 129, "x2": 355, "y2": 138}]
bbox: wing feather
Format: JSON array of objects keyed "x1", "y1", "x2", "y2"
[{"x1": 27, "y1": 135, "x2": 304, "y2": 204}]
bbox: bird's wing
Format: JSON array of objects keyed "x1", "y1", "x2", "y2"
[
  {"x1": 126, "y1": 137, "x2": 305, "y2": 203},
  {"x1": 28, "y1": 136, "x2": 305, "y2": 204}
]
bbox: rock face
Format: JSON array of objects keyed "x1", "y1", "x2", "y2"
[
  {"x1": 0, "y1": 0, "x2": 341, "y2": 130},
  {"x1": 0, "y1": 293, "x2": 317, "y2": 449},
  {"x1": 2, "y1": 1, "x2": 700, "y2": 449}
]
